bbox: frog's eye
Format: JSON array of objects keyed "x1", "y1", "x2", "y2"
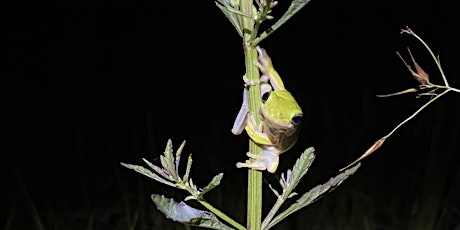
[
  {"x1": 291, "y1": 115, "x2": 302, "y2": 125},
  {"x1": 262, "y1": 92, "x2": 270, "y2": 103}
]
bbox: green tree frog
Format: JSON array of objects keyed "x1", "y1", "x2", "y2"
[{"x1": 232, "y1": 46, "x2": 303, "y2": 173}]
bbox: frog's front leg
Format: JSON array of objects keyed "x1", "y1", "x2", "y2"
[
  {"x1": 243, "y1": 73, "x2": 269, "y2": 88},
  {"x1": 232, "y1": 75, "x2": 272, "y2": 135},
  {"x1": 244, "y1": 111, "x2": 272, "y2": 145}
]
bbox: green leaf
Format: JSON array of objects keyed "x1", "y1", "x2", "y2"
[
  {"x1": 266, "y1": 163, "x2": 360, "y2": 230},
  {"x1": 287, "y1": 147, "x2": 315, "y2": 192},
  {"x1": 262, "y1": 148, "x2": 315, "y2": 229},
  {"x1": 175, "y1": 140, "x2": 187, "y2": 174},
  {"x1": 142, "y1": 158, "x2": 170, "y2": 179},
  {"x1": 151, "y1": 194, "x2": 234, "y2": 230},
  {"x1": 163, "y1": 139, "x2": 179, "y2": 180},
  {"x1": 215, "y1": 0, "x2": 243, "y2": 37},
  {"x1": 252, "y1": 0, "x2": 313, "y2": 45},
  {"x1": 120, "y1": 162, "x2": 177, "y2": 188},
  {"x1": 183, "y1": 154, "x2": 193, "y2": 183},
  {"x1": 200, "y1": 173, "x2": 224, "y2": 197},
  {"x1": 270, "y1": 147, "x2": 315, "y2": 197},
  {"x1": 268, "y1": 183, "x2": 280, "y2": 197}
]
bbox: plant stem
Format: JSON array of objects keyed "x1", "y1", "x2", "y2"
[
  {"x1": 198, "y1": 199, "x2": 246, "y2": 230},
  {"x1": 404, "y1": 28, "x2": 449, "y2": 87},
  {"x1": 245, "y1": 47, "x2": 263, "y2": 230},
  {"x1": 387, "y1": 28, "x2": 460, "y2": 138},
  {"x1": 261, "y1": 197, "x2": 284, "y2": 229},
  {"x1": 240, "y1": 0, "x2": 263, "y2": 229}
]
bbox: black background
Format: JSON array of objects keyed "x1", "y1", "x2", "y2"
[{"x1": 3, "y1": 0, "x2": 460, "y2": 229}]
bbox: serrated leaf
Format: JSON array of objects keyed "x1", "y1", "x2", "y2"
[
  {"x1": 291, "y1": 147, "x2": 315, "y2": 183},
  {"x1": 160, "y1": 155, "x2": 169, "y2": 172},
  {"x1": 164, "y1": 139, "x2": 173, "y2": 157},
  {"x1": 282, "y1": 147, "x2": 315, "y2": 196},
  {"x1": 253, "y1": 0, "x2": 313, "y2": 45},
  {"x1": 264, "y1": 148, "x2": 315, "y2": 228},
  {"x1": 151, "y1": 194, "x2": 234, "y2": 230},
  {"x1": 297, "y1": 163, "x2": 359, "y2": 206},
  {"x1": 163, "y1": 140, "x2": 178, "y2": 180},
  {"x1": 120, "y1": 162, "x2": 177, "y2": 187},
  {"x1": 175, "y1": 141, "x2": 186, "y2": 174},
  {"x1": 267, "y1": 148, "x2": 315, "y2": 200},
  {"x1": 200, "y1": 173, "x2": 224, "y2": 197},
  {"x1": 266, "y1": 163, "x2": 360, "y2": 230},
  {"x1": 215, "y1": 0, "x2": 243, "y2": 37}
]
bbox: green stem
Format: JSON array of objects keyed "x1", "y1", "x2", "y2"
[
  {"x1": 198, "y1": 199, "x2": 246, "y2": 230},
  {"x1": 241, "y1": 0, "x2": 263, "y2": 229},
  {"x1": 261, "y1": 197, "x2": 284, "y2": 229},
  {"x1": 249, "y1": 0, "x2": 271, "y2": 42},
  {"x1": 392, "y1": 28, "x2": 460, "y2": 138},
  {"x1": 244, "y1": 44, "x2": 264, "y2": 230}
]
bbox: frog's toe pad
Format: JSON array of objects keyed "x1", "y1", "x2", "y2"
[{"x1": 236, "y1": 160, "x2": 266, "y2": 171}]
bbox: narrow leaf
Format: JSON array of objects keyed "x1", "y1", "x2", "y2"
[
  {"x1": 376, "y1": 88, "x2": 419, "y2": 97},
  {"x1": 160, "y1": 155, "x2": 169, "y2": 173},
  {"x1": 253, "y1": 0, "x2": 313, "y2": 45},
  {"x1": 215, "y1": 0, "x2": 243, "y2": 37},
  {"x1": 287, "y1": 192, "x2": 297, "y2": 199},
  {"x1": 175, "y1": 140, "x2": 186, "y2": 174},
  {"x1": 183, "y1": 154, "x2": 193, "y2": 183},
  {"x1": 200, "y1": 173, "x2": 224, "y2": 196},
  {"x1": 268, "y1": 183, "x2": 280, "y2": 197},
  {"x1": 151, "y1": 194, "x2": 234, "y2": 230},
  {"x1": 340, "y1": 138, "x2": 385, "y2": 171},
  {"x1": 143, "y1": 158, "x2": 170, "y2": 179},
  {"x1": 120, "y1": 162, "x2": 177, "y2": 187},
  {"x1": 164, "y1": 139, "x2": 173, "y2": 157},
  {"x1": 163, "y1": 140, "x2": 178, "y2": 180}
]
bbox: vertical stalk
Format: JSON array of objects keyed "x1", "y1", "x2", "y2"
[
  {"x1": 240, "y1": 0, "x2": 263, "y2": 229},
  {"x1": 245, "y1": 47, "x2": 263, "y2": 230}
]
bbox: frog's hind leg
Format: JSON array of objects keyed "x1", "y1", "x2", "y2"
[
  {"x1": 236, "y1": 151, "x2": 267, "y2": 171},
  {"x1": 231, "y1": 88, "x2": 249, "y2": 135}
]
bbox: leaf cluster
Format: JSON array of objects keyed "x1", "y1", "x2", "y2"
[
  {"x1": 215, "y1": 0, "x2": 313, "y2": 45},
  {"x1": 121, "y1": 140, "x2": 222, "y2": 201},
  {"x1": 122, "y1": 141, "x2": 360, "y2": 229}
]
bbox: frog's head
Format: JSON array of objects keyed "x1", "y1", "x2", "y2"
[{"x1": 260, "y1": 90, "x2": 303, "y2": 131}]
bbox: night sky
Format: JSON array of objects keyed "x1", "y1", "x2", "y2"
[{"x1": 3, "y1": 0, "x2": 460, "y2": 229}]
